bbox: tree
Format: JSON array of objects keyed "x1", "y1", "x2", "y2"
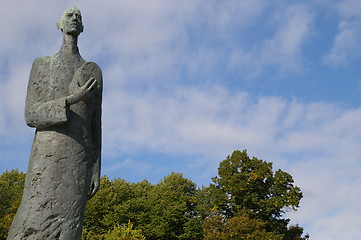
[
  {"x1": 0, "y1": 170, "x2": 26, "y2": 240},
  {"x1": 83, "y1": 176, "x2": 153, "y2": 238},
  {"x1": 83, "y1": 173, "x2": 203, "y2": 240},
  {"x1": 207, "y1": 150, "x2": 307, "y2": 239},
  {"x1": 203, "y1": 208, "x2": 284, "y2": 240},
  {"x1": 141, "y1": 172, "x2": 203, "y2": 240},
  {"x1": 103, "y1": 221, "x2": 146, "y2": 240},
  {"x1": 3, "y1": 150, "x2": 309, "y2": 239},
  {"x1": 82, "y1": 221, "x2": 146, "y2": 240}
]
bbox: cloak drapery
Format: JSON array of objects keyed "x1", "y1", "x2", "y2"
[{"x1": 7, "y1": 54, "x2": 102, "y2": 240}]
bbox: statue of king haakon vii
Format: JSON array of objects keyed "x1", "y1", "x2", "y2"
[{"x1": 7, "y1": 7, "x2": 102, "y2": 240}]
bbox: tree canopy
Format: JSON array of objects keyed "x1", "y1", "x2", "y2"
[
  {"x1": 207, "y1": 150, "x2": 306, "y2": 239},
  {"x1": 0, "y1": 169, "x2": 25, "y2": 239},
  {"x1": 0, "y1": 150, "x2": 309, "y2": 240}
]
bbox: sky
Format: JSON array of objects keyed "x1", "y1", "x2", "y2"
[{"x1": 0, "y1": 0, "x2": 360, "y2": 239}]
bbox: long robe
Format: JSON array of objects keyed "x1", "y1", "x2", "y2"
[{"x1": 7, "y1": 52, "x2": 102, "y2": 240}]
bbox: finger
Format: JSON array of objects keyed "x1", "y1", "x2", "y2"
[
  {"x1": 82, "y1": 77, "x2": 95, "y2": 89},
  {"x1": 88, "y1": 79, "x2": 98, "y2": 91},
  {"x1": 87, "y1": 183, "x2": 98, "y2": 199}
]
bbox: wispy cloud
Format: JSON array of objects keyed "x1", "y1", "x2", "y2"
[
  {"x1": 324, "y1": 20, "x2": 361, "y2": 66},
  {"x1": 230, "y1": 3, "x2": 314, "y2": 79},
  {"x1": 324, "y1": 0, "x2": 361, "y2": 66}
]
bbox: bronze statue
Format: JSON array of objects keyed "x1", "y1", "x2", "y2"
[{"x1": 7, "y1": 7, "x2": 102, "y2": 240}]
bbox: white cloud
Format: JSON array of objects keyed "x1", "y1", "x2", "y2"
[
  {"x1": 78, "y1": 0, "x2": 314, "y2": 84},
  {"x1": 263, "y1": 4, "x2": 313, "y2": 71},
  {"x1": 102, "y1": 84, "x2": 361, "y2": 161},
  {"x1": 0, "y1": 61, "x2": 32, "y2": 140},
  {"x1": 338, "y1": 0, "x2": 361, "y2": 18},
  {"x1": 324, "y1": 0, "x2": 361, "y2": 66},
  {"x1": 324, "y1": 20, "x2": 361, "y2": 66},
  {"x1": 289, "y1": 154, "x2": 361, "y2": 239},
  {"x1": 230, "y1": 3, "x2": 314, "y2": 78}
]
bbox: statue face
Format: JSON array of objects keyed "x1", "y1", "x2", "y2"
[{"x1": 58, "y1": 7, "x2": 83, "y2": 36}]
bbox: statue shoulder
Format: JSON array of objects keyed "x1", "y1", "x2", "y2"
[
  {"x1": 85, "y1": 62, "x2": 102, "y2": 73},
  {"x1": 31, "y1": 56, "x2": 54, "y2": 69},
  {"x1": 80, "y1": 61, "x2": 103, "y2": 82},
  {"x1": 28, "y1": 57, "x2": 51, "y2": 80},
  {"x1": 86, "y1": 62, "x2": 102, "y2": 87}
]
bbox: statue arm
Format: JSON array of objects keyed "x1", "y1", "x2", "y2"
[
  {"x1": 25, "y1": 59, "x2": 68, "y2": 128},
  {"x1": 87, "y1": 71, "x2": 102, "y2": 199}
]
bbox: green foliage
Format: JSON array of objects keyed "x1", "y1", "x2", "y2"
[
  {"x1": 83, "y1": 173, "x2": 203, "y2": 240},
  {"x1": 104, "y1": 221, "x2": 146, "y2": 240},
  {"x1": 82, "y1": 221, "x2": 146, "y2": 240},
  {"x1": 211, "y1": 150, "x2": 302, "y2": 219},
  {"x1": 83, "y1": 176, "x2": 153, "y2": 237},
  {"x1": 140, "y1": 172, "x2": 203, "y2": 239},
  {"x1": 82, "y1": 228, "x2": 103, "y2": 240},
  {"x1": 0, "y1": 169, "x2": 25, "y2": 240},
  {"x1": 2, "y1": 149, "x2": 309, "y2": 240},
  {"x1": 283, "y1": 224, "x2": 309, "y2": 240},
  {"x1": 208, "y1": 150, "x2": 306, "y2": 239},
  {"x1": 203, "y1": 208, "x2": 284, "y2": 240}
]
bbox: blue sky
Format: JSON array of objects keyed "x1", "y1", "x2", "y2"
[{"x1": 1, "y1": 1, "x2": 361, "y2": 239}]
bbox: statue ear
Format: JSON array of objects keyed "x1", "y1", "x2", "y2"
[
  {"x1": 57, "y1": 21, "x2": 63, "y2": 31},
  {"x1": 81, "y1": 25, "x2": 84, "y2": 33}
]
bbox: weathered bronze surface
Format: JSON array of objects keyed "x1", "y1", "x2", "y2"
[{"x1": 7, "y1": 7, "x2": 102, "y2": 240}]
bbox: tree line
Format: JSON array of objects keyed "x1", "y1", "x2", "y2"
[{"x1": 0, "y1": 150, "x2": 309, "y2": 239}]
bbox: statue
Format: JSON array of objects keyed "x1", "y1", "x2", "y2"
[{"x1": 7, "y1": 7, "x2": 102, "y2": 240}]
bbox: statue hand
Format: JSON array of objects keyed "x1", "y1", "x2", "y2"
[
  {"x1": 87, "y1": 169, "x2": 100, "y2": 199},
  {"x1": 66, "y1": 77, "x2": 98, "y2": 105}
]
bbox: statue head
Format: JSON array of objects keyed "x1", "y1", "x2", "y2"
[{"x1": 57, "y1": 7, "x2": 84, "y2": 36}]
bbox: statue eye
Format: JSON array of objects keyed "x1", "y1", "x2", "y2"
[{"x1": 67, "y1": 13, "x2": 73, "y2": 18}]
